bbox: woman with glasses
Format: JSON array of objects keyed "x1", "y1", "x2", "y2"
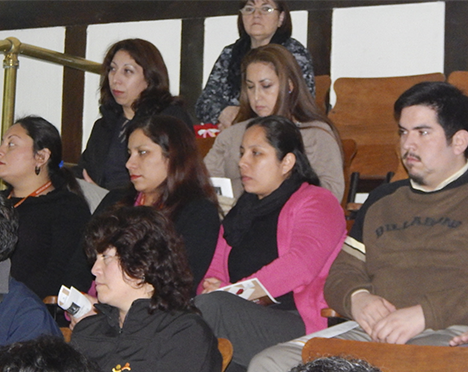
[{"x1": 195, "y1": 0, "x2": 315, "y2": 130}]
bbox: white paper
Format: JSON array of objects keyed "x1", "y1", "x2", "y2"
[
  {"x1": 57, "y1": 285, "x2": 92, "y2": 318},
  {"x1": 210, "y1": 177, "x2": 234, "y2": 199},
  {"x1": 217, "y1": 278, "x2": 279, "y2": 305}
]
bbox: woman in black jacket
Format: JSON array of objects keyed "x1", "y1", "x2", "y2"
[
  {"x1": 71, "y1": 206, "x2": 222, "y2": 372},
  {"x1": 75, "y1": 38, "x2": 192, "y2": 190}
]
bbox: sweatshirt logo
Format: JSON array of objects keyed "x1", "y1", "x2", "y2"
[
  {"x1": 376, "y1": 216, "x2": 462, "y2": 238},
  {"x1": 112, "y1": 363, "x2": 131, "y2": 372}
]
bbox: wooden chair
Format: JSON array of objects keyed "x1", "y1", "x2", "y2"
[
  {"x1": 43, "y1": 295, "x2": 72, "y2": 342},
  {"x1": 302, "y1": 337, "x2": 468, "y2": 372},
  {"x1": 340, "y1": 138, "x2": 358, "y2": 207},
  {"x1": 329, "y1": 73, "x2": 445, "y2": 178},
  {"x1": 196, "y1": 136, "x2": 216, "y2": 158},
  {"x1": 315, "y1": 75, "x2": 332, "y2": 114},
  {"x1": 218, "y1": 338, "x2": 233, "y2": 372},
  {"x1": 448, "y1": 70, "x2": 468, "y2": 94}
]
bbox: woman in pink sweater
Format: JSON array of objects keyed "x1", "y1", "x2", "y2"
[{"x1": 195, "y1": 115, "x2": 346, "y2": 372}]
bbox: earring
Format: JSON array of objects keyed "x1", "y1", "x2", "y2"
[{"x1": 35, "y1": 166, "x2": 40, "y2": 176}]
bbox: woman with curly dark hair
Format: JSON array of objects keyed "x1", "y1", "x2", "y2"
[
  {"x1": 74, "y1": 38, "x2": 192, "y2": 190},
  {"x1": 70, "y1": 206, "x2": 222, "y2": 372}
]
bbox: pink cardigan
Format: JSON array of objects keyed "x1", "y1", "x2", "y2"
[{"x1": 197, "y1": 183, "x2": 347, "y2": 334}]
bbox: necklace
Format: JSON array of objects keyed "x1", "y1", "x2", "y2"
[{"x1": 8, "y1": 181, "x2": 53, "y2": 208}]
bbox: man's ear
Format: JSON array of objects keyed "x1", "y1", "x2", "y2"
[
  {"x1": 281, "y1": 153, "x2": 296, "y2": 175},
  {"x1": 452, "y1": 130, "x2": 468, "y2": 156},
  {"x1": 34, "y1": 148, "x2": 51, "y2": 168}
]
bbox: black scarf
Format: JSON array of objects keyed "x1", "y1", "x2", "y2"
[
  {"x1": 223, "y1": 174, "x2": 303, "y2": 247},
  {"x1": 228, "y1": 31, "x2": 289, "y2": 98}
]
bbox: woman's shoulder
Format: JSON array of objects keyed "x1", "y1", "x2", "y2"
[
  {"x1": 178, "y1": 197, "x2": 219, "y2": 217},
  {"x1": 20, "y1": 187, "x2": 88, "y2": 210},
  {"x1": 288, "y1": 183, "x2": 338, "y2": 206},
  {"x1": 282, "y1": 37, "x2": 309, "y2": 53},
  {"x1": 299, "y1": 120, "x2": 337, "y2": 141}
]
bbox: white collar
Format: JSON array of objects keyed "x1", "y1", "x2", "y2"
[{"x1": 410, "y1": 161, "x2": 468, "y2": 192}]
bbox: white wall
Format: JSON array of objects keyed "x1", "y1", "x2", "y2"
[
  {"x1": 330, "y1": 1, "x2": 445, "y2": 104},
  {"x1": 0, "y1": 3, "x2": 447, "y2": 149},
  {"x1": 0, "y1": 28, "x2": 65, "y2": 131}
]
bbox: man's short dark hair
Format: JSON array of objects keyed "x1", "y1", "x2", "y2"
[
  {"x1": 394, "y1": 82, "x2": 468, "y2": 153},
  {"x1": 290, "y1": 356, "x2": 382, "y2": 372},
  {"x1": 0, "y1": 335, "x2": 100, "y2": 372},
  {"x1": 0, "y1": 194, "x2": 18, "y2": 262}
]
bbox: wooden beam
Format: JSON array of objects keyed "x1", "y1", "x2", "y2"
[
  {"x1": 445, "y1": 1, "x2": 468, "y2": 75},
  {"x1": 308, "y1": 8, "x2": 332, "y2": 76},
  {"x1": 61, "y1": 25, "x2": 87, "y2": 163},
  {"x1": 0, "y1": 1, "x2": 439, "y2": 31},
  {"x1": 180, "y1": 18, "x2": 205, "y2": 123}
]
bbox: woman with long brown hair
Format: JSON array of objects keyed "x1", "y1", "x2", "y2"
[
  {"x1": 204, "y1": 44, "x2": 344, "y2": 202},
  {"x1": 95, "y1": 114, "x2": 220, "y2": 290},
  {"x1": 75, "y1": 38, "x2": 192, "y2": 190}
]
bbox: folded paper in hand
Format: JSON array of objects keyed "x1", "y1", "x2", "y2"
[
  {"x1": 58, "y1": 285, "x2": 92, "y2": 318},
  {"x1": 217, "y1": 278, "x2": 279, "y2": 306}
]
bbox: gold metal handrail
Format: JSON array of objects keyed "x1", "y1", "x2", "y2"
[{"x1": 0, "y1": 37, "x2": 102, "y2": 137}]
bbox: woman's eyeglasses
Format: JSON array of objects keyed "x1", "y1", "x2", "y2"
[{"x1": 240, "y1": 5, "x2": 279, "y2": 15}]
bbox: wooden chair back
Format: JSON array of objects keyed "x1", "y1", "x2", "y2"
[
  {"x1": 329, "y1": 73, "x2": 445, "y2": 177},
  {"x1": 196, "y1": 136, "x2": 216, "y2": 158},
  {"x1": 302, "y1": 337, "x2": 468, "y2": 372},
  {"x1": 218, "y1": 338, "x2": 233, "y2": 372},
  {"x1": 448, "y1": 70, "x2": 468, "y2": 94},
  {"x1": 315, "y1": 75, "x2": 332, "y2": 114},
  {"x1": 340, "y1": 138, "x2": 358, "y2": 208}
]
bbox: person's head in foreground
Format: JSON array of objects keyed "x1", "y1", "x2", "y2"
[
  {"x1": 290, "y1": 355, "x2": 382, "y2": 372},
  {"x1": 0, "y1": 335, "x2": 100, "y2": 372},
  {"x1": 240, "y1": 115, "x2": 320, "y2": 198},
  {"x1": 394, "y1": 81, "x2": 468, "y2": 190},
  {"x1": 84, "y1": 206, "x2": 196, "y2": 325}
]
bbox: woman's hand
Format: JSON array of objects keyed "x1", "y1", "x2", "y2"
[
  {"x1": 69, "y1": 294, "x2": 98, "y2": 330},
  {"x1": 217, "y1": 106, "x2": 240, "y2": 131},
  {"x1": 82, "y1": 169, "x2": 97, "y2": 185},
  {"x1": 202, "y1": 277, "x2": 222, "y2": 294}
]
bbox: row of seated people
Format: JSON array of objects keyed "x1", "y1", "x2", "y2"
[
  {"x1": 4, "y1": 79, "x2": 468, "y2": 371},
  {"x1": 2, "y1": 2, "x2": 468, "y2": 372},
  {"x1": 0, "y1": 111, "x2": 358, "y2": 371},
  {"x1": 74, "y1": 0, "x2": 345, "y2": 202}
]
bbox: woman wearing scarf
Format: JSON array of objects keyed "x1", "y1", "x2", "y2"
[{"x1": 196, "y1": 116, "x2": 346, "y2": 372}]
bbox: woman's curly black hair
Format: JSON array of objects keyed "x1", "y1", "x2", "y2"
[{"x1": 84, "y1": 206, "x2": 197, "y2": 313}]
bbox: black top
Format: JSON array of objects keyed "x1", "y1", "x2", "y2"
[
  {"x1": 74, "y1": 103, "x2": 193, "y2": 190},
  {"x1": 71, "y1": 299, "x2": 222, "y2": 372},
  {"x1": 95, "y1": 189, "x2": 220, "y2": 292},
  {"x1": 5, "y1": 187, "x2": 91, "y2": 299}
]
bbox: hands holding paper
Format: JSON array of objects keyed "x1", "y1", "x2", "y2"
[{"x1": 69, "y1": 293, "x2": 98, "y2": 330}]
